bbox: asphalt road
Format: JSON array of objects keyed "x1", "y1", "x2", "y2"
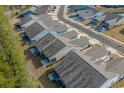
[{"x1": 57, "y1": 6, "x2": 124, "y2": 53}]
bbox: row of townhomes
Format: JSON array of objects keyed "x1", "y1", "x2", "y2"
[{"x1": 16, "y1": 5, "x2": 124, "y2": 88}]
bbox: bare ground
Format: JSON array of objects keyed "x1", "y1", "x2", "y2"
[
  {"x1": 111, "y1": 80, "x2": 124, "y2": 88},
  {"x1": 79, "y1": 20, "x2": 90, "y2": 25},
  {"x1": 24, "y1": 48, "x2": 58, "y2": 88},
  {"x1": 103, "y1": 25, "x2": 124, "y2": 43},
  {"x1": 95, "y1": 6, "x2": 124, "y2": 13}
]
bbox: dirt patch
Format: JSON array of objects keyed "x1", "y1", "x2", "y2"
[
  {"x1": 103, "y1": 25, "x2": 124, "y2": 43},
  {"x1": 120, "y1": 29, "x2": 124, "y2": 34},
  {"x1": 79, "y1": 20, "x2": 90, "y2": 25},
  {"x1": 95, "y1": 6, "x2": 124, "y2": 13},
  {"x1": 24, "y1": 48, "x2": 43, "y2": 69},
  {"x1": 66, "y1": 12, "x2": 75, "y2": 17},
  {"x1": 111, "y1": 80, "x2": 124, "y2": 88},
  {"x1": 39, "y1": 68, "x2": 59, "y2": 88},
  {"x1": 24, "y1": 48, "x2": 59, "y2": 88}
]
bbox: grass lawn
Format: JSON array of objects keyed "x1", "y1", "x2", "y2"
[
  {"x1": 103, "y1": 25, "x2": 124, "y2": 43},
  {"x1": 112, "y1": 80, "x2": 124, "y2": 88}
]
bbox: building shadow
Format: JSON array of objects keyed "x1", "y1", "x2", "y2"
[
  {"x1": 39, "y1": 68, "x2": 59, "y2": 88},
  {"x1": 24, "y1": 48, "x2": 43, "y2": 69}
]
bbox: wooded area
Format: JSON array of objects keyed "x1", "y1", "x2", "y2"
[{"x1": 0, "y1": 6, "x2": 38, "y2": 88}]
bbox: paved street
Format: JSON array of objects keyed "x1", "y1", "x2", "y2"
[{"x1": 57, "y1": 6, "x2": 124, "y2": 53}]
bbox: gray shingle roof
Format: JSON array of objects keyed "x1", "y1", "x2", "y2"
[
  {"x1": 21, "y1": 5, "x2": 49, "y2": 16},
  {"x1": 106, "y1": 58, "x2": 124, "y2": 74},
  {"x1": 54, "y1": 51, "x2": 107, "y2": 88},
  {"x1": 77, "y1": 10, "x2": 97, "y2": 19},
  {"x1": 20, "y1": 14, "x2": 34, "y2": 25},
  {"x1": 60, "y1": 30, "x2": 78, "y2": 39},
  {"x1": 97, "y1": 13, "x2": 124, "y2": 26},
  {"x1": 91, "y1": 11, "x2": 105, "y2": 18},
  {"x1": 24, "y1": 22, "x2": 45, "y2": 39},
  {"x1": 35, "y1": 33, "x2": 56, "y2": 52},
  {"x1": 104, "y1": 13, "x2": 122, "y2": 22},
  {"x1": 103, "y1": 13, "x2": 123, "y2": 26},
  {"x1": 42, "y1": 39, "x2": 65, "y2": 59},
  {"x1": 68, "y1": 5, "x2": 94, "y2": 11},
  {"x1": 68, "y1": 5, "x2": 85, "y2": 10},
  {"x1": 92, "y1": 11, "x2": 124, "y2": 27},
  {"x1": 20, "y1": 14, "x2": 52, "y2": 27},
  {"x1": 96, "y1": 14, "x2": 106, "y2": 22}
]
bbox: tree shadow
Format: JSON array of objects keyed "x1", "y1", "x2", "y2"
[{"x1": 24, "y1": 48, "x2": 43, "y2": 69}]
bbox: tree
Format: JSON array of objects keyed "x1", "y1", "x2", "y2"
[{"x1": 0, "y1": 6, "x2": 38, "y2": 88}]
